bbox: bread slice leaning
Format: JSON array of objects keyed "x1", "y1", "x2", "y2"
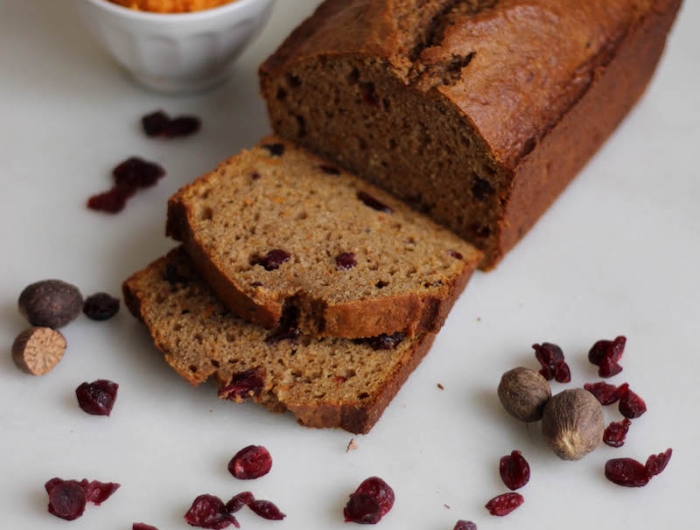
[
  {"x1": 167, "y1": 136, "x2": 482, "y2": 339},
  {"x1": 123, "y1": 247, "x2": 439, "y2": 434}
]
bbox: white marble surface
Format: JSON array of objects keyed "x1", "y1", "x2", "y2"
[{"x1": 1, "y1": 1, "x2": 698, "y2": 529}]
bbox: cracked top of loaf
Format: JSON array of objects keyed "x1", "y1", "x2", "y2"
[{"x1": 261, "y1": 0, "x2": 669, "y2": 168}]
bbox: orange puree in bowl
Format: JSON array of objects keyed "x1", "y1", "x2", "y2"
[{"x1": 106, "y1": 0, "x2": 237, "y2": 13}]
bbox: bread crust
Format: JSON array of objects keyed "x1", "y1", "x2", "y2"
[{"x1": 260, "y1": 0, "x2": 682, "y2": 269}]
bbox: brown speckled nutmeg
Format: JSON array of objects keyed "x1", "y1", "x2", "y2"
[
  {"x1": 18, "y1": 279, "x2": 83, "y2": 328},
  {"x1": 12, "y1": 327, "x2": 66, "y2": 376},
  {"x1": 541, "y1": 388, "x2": 604, "y2": 461},
  {"x1": 498, "y1": 367, "x2": 552, "y2": 422}
]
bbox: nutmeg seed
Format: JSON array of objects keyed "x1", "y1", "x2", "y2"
[
  {"x1": 12, "y1": 327, "x2": 66, "y2": 376},
  {"x1": 541, "y1": 388, "x2": 605, "y2": 461},
  {"x1": 498, "y1": 367, "x2": 552, "y2": 422}
]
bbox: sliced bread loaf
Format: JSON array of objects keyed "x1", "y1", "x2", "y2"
[
  {"x1": 123, "y1": 247, "x2": 438, "y2": 434},
  {"x1": 167, "y1": 136, "x2": 482, "y2": 339}
]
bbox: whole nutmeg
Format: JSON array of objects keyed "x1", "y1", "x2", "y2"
[
  {"x1": 541, "y1": 388, "x2": 605, "y2": 461},
  {"x1": 498, "y1": 367, "x2": 552, "y2": 422},
  {"x1": 12, "y1": 327, "x2": 66, "y2": 376},
  {"x1": 18, "y1": 279, "x2": 83, "y2": 329}
]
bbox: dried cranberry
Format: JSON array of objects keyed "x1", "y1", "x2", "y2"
[
  {"x1": 359, "y1": 82, "x2": 382, "y2": 108},
  {"x1": 619, "y1": 388, "x2": 647, "y2": 419},
  {"x1": 113, "y1": 157, "x2": 165, "y2": 189},
  {"x1": 262, "y1": 143, "x2": 285, "y2": 157},
  {"x1": 218, "y1": 369, "x2": 264, "y2": 401},
  {"x1": 336, "y1": 252, "x2": 357, "y2": 270},
  {"x1": 76, "y1": 379, "x2": 119, "y2": 416},
  {"x1": 357, "y1": 191, "x2": 393, "y2": 213},
  {"x1": 584, "y1": 381, "x2": 628, "y2": 405},
  {"x1": 87, "y1": 185, "x2": 130, "y2": 213},
  {"x1": 499, "y1": 450, "x2": 530, "y2": 490},
  {"x1": 344, "y1": 477, "x2": 394, "y2": 523},
  {"x1": 78, "y1": 479, "x2": 120, "y2": 505},
  {"x1": 83, "y1": 292, "x2": 120, "y2": 321},
  {"x1": 46, "y1": 479, "x2": 87, "y2": 521},
  {"x1": 225, "y1": 491, "x2": 255, "y2": 513},
  {"x1": 532, "y1": 342, "x2": 570, "y2": 382},
  {"x1": 603, "y1": 418, "x2": 632, "y2": 448},
  {"x1": 485, "y1": 492, "x2": 524, "y2": 516},
  {"x1": 605, "y1": 458, "x2": 649, "y2": 487},
  {"x1": 163, "y1": 116, "x2": 201, "y2": 138},
  {"x1": 645, "y1": 448, "x2": 672, "y2": 477},
  {"x1": 133, "y1": 524, "x2": 160, "y2": 530},
  {"x1": 354, "y1": 332, "x2": 406, "y2": 351},
  {"x1": 344, "y1": 493, "x2": 381, "y2": 524},
  {"x1": 447, "y1": 249, "x2": 463, "y2": 259},
  {"x1": 454, "y1": 521, "x2": 477, "y2": 530},
  {"x1": 252, "y1": 249, "x2": 290, "y2": 271},
  {"x1": 588, "y1": 336, "x2": 626, "y2": 377},
  {"x1": 185, "y1": 494, "x2": 239, "y2": 529},
  {"x1": 320, "y1": 164, "x2": 341, "y2": 175},
  {"x1": 228, "y1": 445, "x2": 272, "y2": 480},
  {"x1": 141, "y1": 110, "x2": 171, "y2": 137},
  {"x1": 249, "y1": 500, "x2": 286, "y2": 520}
]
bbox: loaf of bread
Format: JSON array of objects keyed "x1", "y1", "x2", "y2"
[
  {"x1": 260, "y1": 0, "x2": 682, "y2": 269},
  {"x1": 123, "y1": 247, "x2": 438, "y2": 434},
  {"x1": 167, "y1": 137, "x2": 482, "y2": 339}
]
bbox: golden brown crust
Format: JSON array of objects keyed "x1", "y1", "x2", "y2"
[
  {"x1": 259, "y1": 0, "x2": 682, "y2": 269},
  {"x1": 122, "y1": 248, "x2": 439, "y2": 433},
  {"x1": 166, "y1": 137, "x2": 481, "y2": 338}
]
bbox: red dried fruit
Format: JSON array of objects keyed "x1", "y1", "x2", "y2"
[
  {"x1": 262, "y1": 143, "x2": 285, "y2": 157},
  {"x1": 87, "y1": 185, "x2": 131, "y2": 213},
  {"x1": 320, "y1": 164, "x2": 341, "y2": 175},
  {"x1": 619, "y1": 388, "x2": 647, "y2": 419},
  {"x1": 447, "y1": 249, "x2": 463, "y2": 259},
  {"x1": 354, "y1": 332, "x2": 406, "y2": 351},
  {"x1": 357, "y1": 191, "x2": 393, "y2": 213},
  {"x1": 645, "y1": 448, "x2": 672, "y2": 477},
  {"x1": 360, "y1": 82, "x2": 382, "y2": 108},
  {"x1": 252, "y1": 249, "x2": 291, "y2": 271},
  {"x1": 46, "y1": 479, "x2": 87, "y2": 521},
  {"x1": 344, "y1": 493, "x2": 381, "y2": 524},
  {"x1": 588, "y1": 336, "x2": 626, "y2": 377},
  {"x1": 142, "y1": 110, "x2": 171, "y2": 136},
  {"x1": 485, "y1": 492, "x2": 524, "y2": 516},
  {"x1": 532, "y1": 342, "x2": 570, "y2": 382},
  {"x1": 218, "y1": 369, "x2": 264, "y2": 401},
  {"x1": 499, "y1": 450, "x2": 531, "y2": 490},
  {"x1": 584, "y1": 381, "x2": 628, "y2": 405},
  {"x1": 229, "y1": 445, "x2": 273, "y2": 480},
  {"x1": 249, "y1": 499, "x2": 286, "y2": 520},
  {"x1": 113, "y1": 157, "x2": 165, "y2": 189},
  {"x1": 336, "y1": 252, "x2": 357, "y2": 270},
  {"x1": 185, "y1": 494, "x2": 239, "y2": 529},
  {"x1": 344, "y1": 477, "x2": 395, "y2": 524},
  {"x1": 83, "y1": 292, "x2": 120, "y2": 321},
  {"x1": 76, "y1": 379, "x2": 119, "y2": 416},
  {"x1": 225, "y1": 491, "x2": 255, "y2": 513},
  {"x1": 163, "y1": 116, "x2": 201, "y2": 138},
  {"x1": 79, "y1": 479, "x2": 120, "y2": 505},
  {"x1": 133, "y1": 524, "x2": 160, "y2": 530},
  {"x1": 603, "y1": 418, "x2": 632, "y2": 448},
  {"x1": 454, "y1": 521, "x2": 477, "y2": 530},
  {"x1": 605, "y1": 458, "x2": 650, "y2": 487}
]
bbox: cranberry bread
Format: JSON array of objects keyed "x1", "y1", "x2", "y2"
[
  {"x1": 123, "y1": 248, "x2": 437, "y2": 434},
  {"x1": 260, "y1": 0, "x2": 682, "y2": 269},
  {"x1": 167, "y1": 137, "x2": 482, "y2": 339}
]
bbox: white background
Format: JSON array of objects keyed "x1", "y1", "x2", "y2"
[{"x1": 1, "y1": 1, "x2": 699, "y2": 529}]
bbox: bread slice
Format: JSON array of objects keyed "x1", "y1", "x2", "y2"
[
  {"x1": 259, "y1": 0, "x2": 681, "y2": 268},
  {"x1": 123, "y1": 247, "x2": 439, "y2": 434},
  {"x1": 167, "y1": 136, "x2": 482, "y2": 339}
]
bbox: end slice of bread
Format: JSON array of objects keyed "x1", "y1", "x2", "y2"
[
  {"x1": 167, "y1": 136, "x2": 482, "y2": 339},
  {"x1": 123, "y1": 247, "x2": 440, "y2": 434}
]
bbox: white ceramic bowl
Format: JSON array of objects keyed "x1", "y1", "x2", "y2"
[{"x1": 75, "y1": 0, "x2": 276, "y2": 94}]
